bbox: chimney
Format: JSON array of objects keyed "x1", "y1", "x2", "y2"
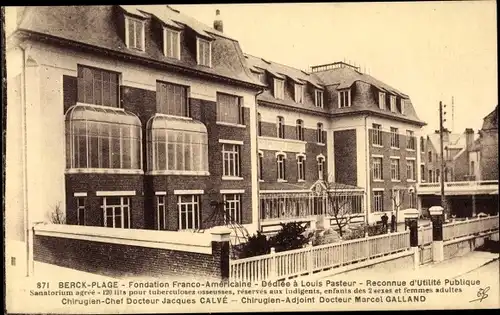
[
  {"x1": 465, "y1": 128, "x2": 474, "y2": 151},
  {"x1": 213, "y1": 9, "x2": 223, "y2": 33}
]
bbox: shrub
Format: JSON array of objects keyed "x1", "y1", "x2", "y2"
[
  {"x1": 236, "y1": 231, "x2": 271, "y2": 259},
  {"x1": 312, "y1": 228, "x2": 341, "y2": 246},
  {"x1": 269, "y1": 222, "x2": 313, "y2": 252}
]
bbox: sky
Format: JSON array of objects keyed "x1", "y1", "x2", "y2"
[{"x1": 172, "y1": 2, "x2": 497, "y2": 135}]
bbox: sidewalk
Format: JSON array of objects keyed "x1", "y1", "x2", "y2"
[{"x1": 319, "y1": 250, "x2": 499, "y2": 281}]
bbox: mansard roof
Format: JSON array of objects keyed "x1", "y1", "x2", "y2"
[
  {"x1": 481, "y1": 105, "x2": 498, "y2": 131},
  {"x1": 14, "y1": 5, "x2": 264, "y2": 89}
]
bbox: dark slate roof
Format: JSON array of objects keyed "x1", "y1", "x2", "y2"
[
  {"x1": 481, "y1": 105, "x2": 498, "y2": 131},
  {"x1": 15, "y1": 5, "x2": 264, "y2": 89},
  {"x1": 245, "y1": 53, "x2": 425, "y2": 125}
]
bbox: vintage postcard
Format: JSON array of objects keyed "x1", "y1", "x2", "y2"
[{"x1": 3, "y1": 2, "x2": 499, "y2": 313}]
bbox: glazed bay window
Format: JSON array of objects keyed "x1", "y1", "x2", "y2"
[
  {"x1": 407, "y1": 159, "x2": 416, "y2": 181},
  {"x1": 77, "y1": 65, "x2": 119, "y2": 107},
  {"x1": 76, "y1": 197, "x2": 86, "y2": 226},
  {"x1": 277, "y1": 154, "x2": 286, "y2": 181},
  {"x1": 147, "y1": 115, "x2": 209, "y2": 175},
  {"x1": 296, "y1": 119, "x2": 304, "y2": 141},
  {"x1": 371, "y1": 124, "x2": 383, "y2": 146},
  {"x1": 197, "y1": 37, "x2": 211, "y2": 67},
  {"x1": 373, "y1": 191, "x2": 384, "y2": 212},
  {"x1": 315, "y1": 90, "x2": 324, "y2": 108},
  {"x1": 126, "y1": 16, "x2": 145, "y2": 51},
  {"x1": 224, "y1": 194, "x2": 242, "y2": 224},
  {"x1": 66, "y1": 105, "x2": 142, "y2": 172},
  {"x1": 156, "y1": 81, "x2": 189, "y2": 117},
  {"x1": 390, "y1": 158, "x2": 400, "y2": 181},
  {"x1": 294, "y1": 83, "x2": 304, "y2": 103},
  {"x1": 101, "y1": 196, "x2": 130, "y2": 228},
  {"x1": 217, "y1": 92, "x2": 242, "y2": 125},
  {"x1": 378, "y1": 91, "x2": 386, "y2": 110},
  {"x1": 406, "y1": 130, "x2": 416, "y2": 150},
  {"x1": 277, "y1": 116, "x2": 285, "y2": 139},
  {"x1": 274, "y1": 78, "x2": 285, "y2": 99},
  {"x1": 222, "y1": 143, "x2": 241, "y2": 178},
  {"x1": 372, "y1": 157, "x2": 383, "y2": 180},
  {"x1": 157, "y1": 195, "x2": 167, "y2": 230},
  {"x1": 390, "y1": 127, "x2": 399, "y2": 148},
  {"x1": 297, "y1": 155, "x2": 306, "y2": 181},
  {"x1": 178, "y1": 194, "x2": 201, "y2": 230},
  {"x1": 338, "y1": 89, "x2": 351, "y2": 108},
  {"x1": 164, "y1": 28, "x2": 180, "y2": 59}
]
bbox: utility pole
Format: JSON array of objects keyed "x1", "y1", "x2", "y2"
[{"x1": 439, "y1": 101, "x2": 447, "y2": 217}]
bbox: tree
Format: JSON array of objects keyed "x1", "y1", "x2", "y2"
[
  {"x1": 321, "y1": 175, "x2": 364, "y2": 238},
  {"x1": 390, "y1": 186, "x2": 416, "y2": 232},
  {"x1": 237, "y1": 231, "x2": 271, "y2": 259},
  {"x1": 269, "y1": 222, "x2": 312, "y2": 253},
  {"x1": 49, "y1": 203, "x2": 66, "y2": 224}
]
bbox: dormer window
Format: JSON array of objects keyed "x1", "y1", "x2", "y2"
[
  {"x1": 400, "y1": 98, "x2": 406, "y2": 115},
  {"x1": 294, "y1": 84, "x2": 304, "y2": 103},
  {"x1": 164, "y1": 28, "x2": 180, "y2": 60},
  {"x1": 338, "y1": 89, "x2": 351, "y2": 108},
  {"x1": 197, "y1": 38, "x2": 212, "y2": 67},
  {"x1": 390, "y1": 95, "x2": 397, "y2": 112},
  {"x1": 125, "y1": 16, "x2": 145, "y2": 51},
  {"x1": 274, "y1": 78, "x2": 285, "y2": 100},
  {"x1": 315, "y1": 90, "x2": 324, "y2": 108},
  {"x1": 378, "y1": 92, "x2": 386, "y2": 110}
]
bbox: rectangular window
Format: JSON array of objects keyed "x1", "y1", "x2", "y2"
[
  {"x1": 315, "y1": 90, "x2": 324, "y2": 108},
  {"x1": 390, "y1": 95, "x2": 397, "y2": 112},
  {"x1": 294, "y1": 84, "x2": 304, "y2": 103},
  {"x1": 164, "y1": 28, "x2": 180, "y2": 59},
  {"x1": 372, "y1": 157, "x2": 383, "y2": 180},
  {"x1": 126, "y1": 17, "x2": 144, "y2": 51},
  {"x1": 400, "y1": 98, "x2": 406, "y2": 114},
  {"x1": 390, "y1": 127, "x2": 399, "y2": 148},
  {"x1": 224, "y1": 194, "x2": 242, "y2": 224},
  {"x1": 156, "y1": 81, "x2": 189, "y2": 117},
  {"x1": 197, "y1": 38, "x2": 211, "y2": 67},
  {"x1": 76, "y1": 197, "x2": 86, "y2": 226},
  {"x1": 436, "y1": 169, "x2": 441, "y2": 182},
  {"x1": 428, "y1": 151, "x2": 432, "y2": 162},
  {"x1": 372, "y1": 124, "x2": 383, "y2": 146},
  {"x1": 429, "y1": 170, "x2": 433, "y2": 183},
  {"x1": 178, "y1": 195, "x2": 201, "y2": 230},
  {"x1": 77, "y1": 65, "x2": 120, "y2": 107},
  {"x1": 420, "y1": 164, "x2": 425, "y2": 181},
  {"x1": 390, "y1": 158, "x2": 400, "y2": 181},
  {"x1": 277, "y1": 116, "x2": 285, "y2": 139},
  {"x1": 392, "y1": 189, "x2": 401, "y2": 211},
  {"x1": 101, "y1": 197, "x2": 130, "y2": 229},
  {"x1": 406, "y1": 159, "x2": 416, "y2": 181},
  {"x1": 378, "y1": 92, "x2": 386, "y2": 109},
  {"x1": 257, "y1": 113, "x2": 262, "y2": 136},
  {"x1": 258, "y1": 152, "x2": 263, "y2": 180},
  {"x1": 277, "y1": 154, "x2": 286, "y2": 181},
  {"x1": 338, "y1": 90, "x2": 351, "y2": 108},
  {"x1": 157, "y1": 195, "x2": 167, "y2": 230},
  {"x1": 373, "y1": 191, "x2": 384, "y2": 212},
  {"x1": 274, "y1": 79, "x2": 284, "y2": 99},
  {"x1": 222, "y1": 144, "x2": 241, "y2": 177},
  {"x1": 420, "y1": 137, "x2": 425, "y2": 152},
  {"x1": 297, "y1": 156, "x2": 305, "y2": 181},
  {"x1": 406, "y1": 130, "x2": 415, "y2": 150},
  {"x1": 296, "y1": 120, "x2": 304, "y2": 141},
  {"x1": 317, "y1": 123, "x2": 324, "y2": 143},
  {"x1": 217, "y1": 93, "x2": 242, "y2": 125}
]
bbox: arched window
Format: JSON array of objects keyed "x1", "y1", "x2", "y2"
[
  {"x1": 276, "y1": 153, "x2": 287, "y2": 181},
  {"x1": 147, "y1": 114, "x2": 209, "y2": 175},
  {"x1": 65, "y1": 104, "x2": 142, "y2": 172},
  {"x1": 317, "y1": 155, "x2": 325, "y2": 180},
  {"x1": 296, "y1": 154, "x2": 306, "y2": 181},
  {"x1": 296, "y1": 119, "x2": 304, "y2": 141},
  {"x1": 317, "y1": 123, "x2": 324, "y2": 143}
]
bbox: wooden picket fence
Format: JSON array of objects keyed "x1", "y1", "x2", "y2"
[
  {"x1": 229, "y1": 230, "x2": 410, "y2": 282},
  {"x1": 443, "y1": 214, "x2": 499, "y2": 241}
]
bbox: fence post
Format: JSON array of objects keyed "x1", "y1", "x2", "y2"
[
  {"x1": 211, "y1": 227, "x2": 232, "y2": 282},
  {"x1": 365, "y1": 232, "x2": 370, "y2": 260},
  {"x1": 269, "y1": 247, "x2": 276, "y2": 280},
  {"x1": 404, "y1": 209, "x2": 419, "y2": 269},
  {"x1": 429, "y1": 206, "x2": 445, "y2": 263}
]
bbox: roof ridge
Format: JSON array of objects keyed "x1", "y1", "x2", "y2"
[{"x1": 244, "y1": 52, "x2": 310, "y2": 75}]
